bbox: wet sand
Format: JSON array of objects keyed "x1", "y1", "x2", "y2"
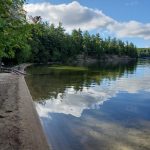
[{"x1": 0, "y1": 73, "x2": 49, "y2": 150}]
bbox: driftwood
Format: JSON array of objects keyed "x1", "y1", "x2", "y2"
[{"x1": 0, "y1": 67, "x2": 26, "y2": 75}]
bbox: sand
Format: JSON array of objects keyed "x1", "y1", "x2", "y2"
[{"x1": 0, "y1": 73, "x2": 49, "y2": 150}]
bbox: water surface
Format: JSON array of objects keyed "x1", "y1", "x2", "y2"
[{"x1": 26, "y1": 60, "x2": 150, "y2": 150}]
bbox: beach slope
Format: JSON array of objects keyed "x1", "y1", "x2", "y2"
[{"x1": 0, "y1": 73, "x2": 49, "y2": 150}]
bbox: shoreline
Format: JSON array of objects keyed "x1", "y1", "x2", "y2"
[
  {"x1": 73, "y1": 55, "x2": 137, "y2": 65},
  {"x1": 18, "y1": 75, "x2": 50, "y2": 149},
  {"x1": 0, "y1": 71, "x2": 50, "y2": 149}
]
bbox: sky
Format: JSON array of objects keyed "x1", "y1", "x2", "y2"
[{"x1": 25, "y1": 0, "x2": 150, "y2": 48}]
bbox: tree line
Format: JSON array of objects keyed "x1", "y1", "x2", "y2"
[
  {"x1": 0, "y1": 0, "x2": 138, "y2": 65},
  {"x1": 138, "y1": 48, "x2": 150, "y2": 58},
  {"x1": 28, "y1": 22, "x2": 138, "y2": 64}
]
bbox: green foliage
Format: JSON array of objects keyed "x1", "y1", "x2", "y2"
[
  {"x1": 49, "y1": 66, "x2": 88, "y2": 71},
  {"x1": 71, "y1": 29, "x2": 83, "y2": 55},
  {"x1": 28, "y1": 21, "x2": 138, "y2": 64},
  {"x1": 137, "y1": 48, "x2": 150, "y2": 57},
  {"x1": 0, "y1": 0, "x2": 31, "y2": 64}
]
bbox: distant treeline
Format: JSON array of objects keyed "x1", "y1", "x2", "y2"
[
  {"x1": 138, "y1": 48, "x2": 150, "y2": 58},
  {"x1": 1, "y1": 1, "x2": 138, "y2": 65},
  {"x1": 27, "y1": 22, "x2": 138, "y2": 64}
]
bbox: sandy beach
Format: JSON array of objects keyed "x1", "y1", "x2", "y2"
[{"x1": 0, "y1": 73, "x2": 49, "y2": 150}]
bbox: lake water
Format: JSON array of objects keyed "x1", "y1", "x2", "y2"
[{"x1": 25, "y1": 59, "x2": 150, "y2": 150}]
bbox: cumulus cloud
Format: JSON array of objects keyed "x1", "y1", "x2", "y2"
[
  {"x1": 24, "y1": 1, "x2": 114, "y2": 31},
  {"x1": 36, "y1": 87, "x2": 112, "y2": 118},
  {"x1": 24, "y1": 1, "x2": 150, "y2": 39},
  {"x1": 110, "y1": 21, "x2": 150, "y2": 40}
]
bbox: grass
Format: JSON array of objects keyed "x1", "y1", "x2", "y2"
[{"x1": 48, "y1": 66, "x2": 88, "y2": 71}]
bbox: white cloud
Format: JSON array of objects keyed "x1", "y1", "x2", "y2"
[
  {"x1": 110, "y1": 21, "x2": 150, "y2": 40},
  {"x1": 36, "y1": 87, "x2": 111, "y2": 118},
  {"x1": 24, "y1": 1, "x2": 150, "y2": 40},
  {"x1": 24, "y1": 1, "x2": 114, "y2": 31}
]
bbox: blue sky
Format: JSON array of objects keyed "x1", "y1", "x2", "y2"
[{"x1": 26, "y1": 0, "x2": 150, "y2": 48}]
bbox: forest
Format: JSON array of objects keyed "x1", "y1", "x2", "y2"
[
  {"x1": 0, "y1": 0, "x2": 139, "y2": 65},
  {"x1": 138, "y1": 48, "x2": 150, "y2": 58}
]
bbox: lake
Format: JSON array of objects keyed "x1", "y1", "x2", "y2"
[{"x1": 25, "y1": 59, "x2": 150, "y2": 150}]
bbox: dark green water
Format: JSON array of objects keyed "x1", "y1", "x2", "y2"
[{"x1": 25, "y1": 59, "x2": 150, "y2": 150}]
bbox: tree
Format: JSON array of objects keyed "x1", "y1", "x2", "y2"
[
  {"x1": 91, "y1": 33, "x2": 103, "y2": 58},
  {"x1": 83, "y1": 31, "x2": 91, "y2": 59},
  {"x1": 0, "y1": 0, "x2": 31, "y2": 65},
  {"x1": 29, "y1": 23, "x2": 51, "y2": 63},
  {"x1": 25, "y1": 18, "x2": 138, "y2": 64},
  {"x1": 71, "y1": 29, "x2": 83, "y2": 55}
]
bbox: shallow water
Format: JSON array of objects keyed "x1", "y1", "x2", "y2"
[{"x1": 26, "y1": 59, "x2": 150, "y2": 150}]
